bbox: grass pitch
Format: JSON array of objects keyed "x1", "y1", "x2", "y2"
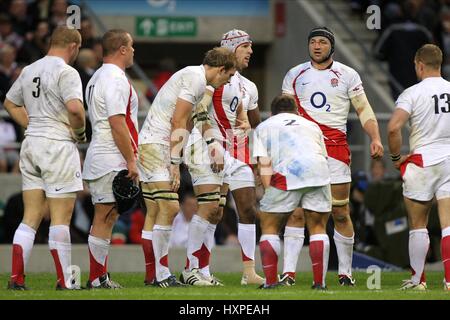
[{"x1": 0, "y1": 271, "x2": 448, "y2": 300}]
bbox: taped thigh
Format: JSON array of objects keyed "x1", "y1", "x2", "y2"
[
  {"x1": 150, "y1": 189, "x2": 179, "y2": 202},
  {"x1": 197, "y1": 191, "x2": 221, "y2": 204},
  {"x1": 141, "y1": 183, "x2": 156, "y2": 203}
]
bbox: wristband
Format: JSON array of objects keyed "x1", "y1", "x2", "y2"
[
  {"x1": 73, "y1": 126, "x2": 86, "y2": 142},
  {"x1": 170, "y1": 156, "x2": 182, "y2": 165},
  {"x1": 390, "y1": 154, "x2": 401, "y2": 162},
  {"x1": 192, "y1": 111, "x2": 209, "y2": 123},
  {"x1": 73, "y1": 126, "x2": 85, "y2": 135}
]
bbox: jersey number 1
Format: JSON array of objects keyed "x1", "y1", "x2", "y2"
[{"x1": 87, "y1": 85, "x2": 95, "y2": 105}]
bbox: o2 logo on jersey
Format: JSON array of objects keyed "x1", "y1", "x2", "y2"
[
  {"x1": 310, "y1": 92, "x2": 331, "y2": 112},
  {"x1": 230, "y1": 96, "x2": 239, "y2": 112}
]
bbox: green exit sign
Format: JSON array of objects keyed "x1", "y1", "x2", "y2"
[{"x1": 136, "y1": 17, "x2": 197, "y2": 38}]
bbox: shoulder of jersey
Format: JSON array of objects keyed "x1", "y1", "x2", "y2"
[
  {"x1": 286, "y1": 62, "x2": 310, "y2": 75},
  {"x1": 99, "y1": 65, "x2": 127, "y2": 82},
  {"x1": 36, "y1": 56, "x2": 66, "y2": 71},
  {"x1": 332, "y1": 61, "x2": 359, "y2": 76},
  {"x1": 62, "y1": 63, "x2": 79, "y2": 74},
  {"x1": 240, "y1": 74, "x2": 257, "y2": 91},
  {"x1": 183, "y1": 65, "x2": 201, "y2": 74},
  {"x1": 400, "y1": 81, "x2": 423, "y2": 97},
  {"x1": 179, "y1": 65, "x2": 203, "y2": 80}
]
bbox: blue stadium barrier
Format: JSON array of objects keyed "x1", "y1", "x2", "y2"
[{"x1": 352, "y1": 252, "x2": 403, "y2": 271}]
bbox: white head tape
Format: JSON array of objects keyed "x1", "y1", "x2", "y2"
[{"x1": 220, "y1": 29, "x2": 252, "y2": 52}]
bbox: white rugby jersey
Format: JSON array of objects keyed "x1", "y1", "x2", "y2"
[
  {"x1": 282, "y1": 61, "x2": 364, "y2": 145},
  {"x1": 139, "y1": 65, "x2": 207, "y2": 146},
  {"x1": 6, "y1": 56, "x2": 83, "y2": 141},
  {"x1": 210, "y1": 71, "x2": 258, "y2": 163},
  {"x1": 253, "y1": 112, "x2": 330, "y2": 191},
  {"x1": 395, "y1": 76, "x2": 450, "y2": 166},
  {"x1": 83, "y1": 63, "x2": 139, "y2": 180}
]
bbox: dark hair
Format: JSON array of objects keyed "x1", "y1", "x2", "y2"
[
  {"x1": 271, "y1": 95, "x2": 298, "y2": 115},
  {"x1": 102, "y1": 29, "x2": 131, "y2": 57}
]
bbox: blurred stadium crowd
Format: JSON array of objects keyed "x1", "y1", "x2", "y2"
[{"x1": 0, "y1": 0, "x2": 447, "y2": 267}]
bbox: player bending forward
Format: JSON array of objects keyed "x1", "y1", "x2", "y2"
[
  {"x1": 254, "y1": 95, "x2": 332, "y2": 290},
  {"x1": 138, "y1": 47, "x2": 236, "y2": 287}
]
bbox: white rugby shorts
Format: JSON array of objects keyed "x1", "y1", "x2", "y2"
[
  {"x1": 85, "y1": 171, "x2": 119, "y2": 204},
  {"x1": 328, "y1": 156, "x2": 351, "y2": 184},
  {"x1": 185, "y1": 138, "x2": 225, "y2": 186},
  {"x1": 260, "y1": 184, "x2": 332, "y2": 213},
  {"x1": 402, "y1": 157, "x2": 450, "y2": 201},
  {"x1": 223, "y1": 156, "x2": 255, "y2": 191},
  {"x1": 20, "y1": 136, "x2": 82, "y2": 197},
  {"x1": 138, "y1": 143, "x2": 171, "y2": 183}
]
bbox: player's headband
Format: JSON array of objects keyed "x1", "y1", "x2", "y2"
[
  {"x1": 221, "y1": 29, "x2": 252, "y2": 52},
  {"x1": 308, "y1": 27, "x2": 335, "y2": 58}
]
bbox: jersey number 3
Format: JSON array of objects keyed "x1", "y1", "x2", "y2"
[{"x1": 32, "y1": 77, "x2": 41, "y2": 98}]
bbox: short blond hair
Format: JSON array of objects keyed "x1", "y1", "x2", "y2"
[
  {"x1": 415, "y1": 44, "x2": 443, "y2": 69},
  {"x1": 50, "y1": 26, "x2": 81, "y2": 48},
  {"x1": 203, "y1": 47, "x2": 236, "y2": 71},
  {"x1": 102, "y1": 29, "x2": 131, "y2": 57}
]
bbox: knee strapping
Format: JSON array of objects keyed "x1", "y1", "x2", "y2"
[
  {"x1": 197, "y1": 191, "x2": 221, "y2": 204},
  {"x1": 332, "y1": 197, "x2": 349, "y2": 207}
]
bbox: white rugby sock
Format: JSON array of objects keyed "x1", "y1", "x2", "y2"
[
  {"x1": 334, "y1": 229, "x2": 354, "y2": 277},
  {"x1": 200, "y1": 223, "x2": 216, "y2": 277},
  {"x1": 409, "y1": 228, "x2": 429, "y2": 284},
  {"x1": 238, "y1": 223, "x2": 256, "y2": 262},
  {"x1": 282, "y1": 226, "x2": 305, "y2": 277},
  {"x1": 88, "y1": 235, "x2": 110, "y2": 282},
  {"x1": 186, "y1": 215, "x2": 209, "y2": 271},
  {"x1": 153, "y1": 225, "x2": 172, "y2": 281},
  {"x1": 49, "y1": 225, "x2": 72, "y2": 288}
]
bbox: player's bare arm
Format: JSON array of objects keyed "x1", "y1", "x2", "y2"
[
  {"x1": 387, "y1": 108, "x2": 410, "y2": 169},
  {"x1": 200, "y1": 120, "x2": 225, "y2": 174},
  {"x1": 3, "y1": 99, "x2": 29, "y2": 129},
  {"x1": 257, "y1": 156, "x2": 273, "y2": 189},
  {"x1": 109, "y1": 114, "x2": 138, "y2": 179},
  {"x1": 65, "y1": 98, "x2": 86, "y2": 143},
  {"x1": 196, "y1": 115, "x2": 225, "y2": 174},
  {"x1": 236, "y1": 102, "x2": 251, "y2": 132},
  {"x1": 247, "y1": 107, "x2": 261, "y2": 128},
  {"x1": 170, "y1": 98, "x2": 192, "y2": 191},
  {"x1": 192, "y1": 88, "x2": 213, "y2": 125},
  {"x1": 192, "y1": 90, "x2": 225, "y2": 173},
  {"x1": 351, "y1": 92, "x2": 384, "y2": 158}
]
